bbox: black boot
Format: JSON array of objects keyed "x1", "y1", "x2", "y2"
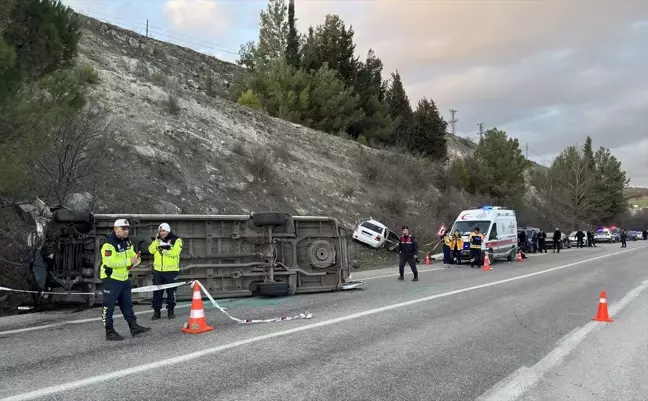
[
  {"x1": 412, "y1": 276, "x2": 419, "y2": 282},
  {"x1": 397, "y1": 275, "x2": 404, "y2": 280},
  {"x1": 152, "y1": 310, "x2": 161, "y2": 320},
  {"x1": 106, "y1": 328, "x2": 124, "y2": 341},
  {"x1": 167, "y1": 309, "x2": 175, "y2": 319},
  {"x1": 129, "y1": 322, "x2": 151, "y2": 337}
]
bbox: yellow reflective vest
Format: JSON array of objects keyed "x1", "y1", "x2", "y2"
[
  {"x1": 148, "y1": 234, "x2": 183, "y2": 272},
  {"x1": 100, "y1": 233, "x2": 137, "y2": 281}
]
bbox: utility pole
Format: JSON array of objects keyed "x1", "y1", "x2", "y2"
[
  {"x1": 526, "y1": 143, "x2": 529, "y2": 159},
  {"x1": 449, "y1": 109, "x2": 458, "y2": 135},
  {"x1": 478, "y1": 122, "x2": 484, "y2": 140},
  {"x1": 146, "y1": 19, "x2": 149, "y2": 37}
]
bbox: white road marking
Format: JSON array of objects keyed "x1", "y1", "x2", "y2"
[
  {"x1": 1, "y1": 245, "x2": 645, "y2": 401},
  {"x1": 475, "y1": 278, "x2": 648, "y2": 401}
]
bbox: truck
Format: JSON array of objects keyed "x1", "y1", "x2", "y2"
[
  {"x1": 38, "y1": 207, "x2": 354, "y2": 306},
  {"x1": 449, "y1": 206, "x2": 518, "y2": 263}
]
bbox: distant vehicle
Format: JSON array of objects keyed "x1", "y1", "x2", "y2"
[
  {"x1": 449, "y1": 205, "x2": 518, "y2": 263},
  {"x1": 594, "y1": 227, "x2": 614, "y2": 243},
  {"x1": 352, "y1": 219, "x2": 399, "y2": 251},
  {"x1": 627, "y1": 231, "x2": 639, "y2": 241},
  {"x1": 518, "y1": 227, "x2": 539, "y2": 253}
]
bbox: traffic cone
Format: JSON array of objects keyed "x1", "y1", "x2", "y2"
[
  {"x1": 181, "y1": 282, "x2": 214, "y2": 334},
  {"x1": 592, "y1": 290, "x2": 614, "y2": 322},
  {"x1": 425, "y1": 253, "x2": 430, "y2": 265},
  {"x1": 516, "y1": 251, "x2": 523, "y2": 262},
  {"x1": 482, "y1": 254, "x2": 492, "y2": 271}
]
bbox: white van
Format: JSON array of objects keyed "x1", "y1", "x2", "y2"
[{"x1": 449, "y1": 206, "x2": 518, "y2": 262}]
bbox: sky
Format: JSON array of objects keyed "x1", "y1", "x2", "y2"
[{"x1": 61, "y1": 0, "x2": 648, "y2": 187}]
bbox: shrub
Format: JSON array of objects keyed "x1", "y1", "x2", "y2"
[{"x1": 77, "y1": 63, "x2": 99, "y2": 84}]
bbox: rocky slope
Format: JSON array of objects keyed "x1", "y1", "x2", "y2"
[{"x1": 67, "y1": 15, "x2": 540, "y2": 267}]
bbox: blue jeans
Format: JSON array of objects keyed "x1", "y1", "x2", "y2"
[{"x1": 442, "y1": 245, "x2": 451, "y2": 264}]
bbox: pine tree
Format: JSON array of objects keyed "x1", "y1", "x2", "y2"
[
  {"x1": 385, "y1": 71, "x2": 413, "y2": 146},
  {"x1": 410, "y1": 98, "x2": 447, "y2": 160},
  {"x1": 285, "y1": 0, "x2": 300, "y2": 69},
  {"x1": 300, "y1": 27, "x2": 320, "y2": 72},
  {"x1": 470, "y1": 128, "x2": 529, "y2": 201}
]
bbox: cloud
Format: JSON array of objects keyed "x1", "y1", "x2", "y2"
[
  {"x1": 163, "y1": 0, "x2": 232, "y2": 37},
  {"x1": 292, "y1": 0, "x2": 648, "y2": 185}
]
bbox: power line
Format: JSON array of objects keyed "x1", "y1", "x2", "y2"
[{"x1": 76, "y1": 9, "x2": 240, "y2": 55}]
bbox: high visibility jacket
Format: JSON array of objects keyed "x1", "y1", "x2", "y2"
[
  {"x1": 468, "y1": 232, "x2": 485, "y2": 249},
  {"x1": 100, "y1": 233, "x2": 137, "y2": 281},
  {"x1": 443, "y1": 234, "x2": 452, "y2": 247},
  {"x1": 451, "y1": 235, "x2": 463, "y2": 250},
  {"x1": 148, "y1": 233, "x2": 183, "y2": 272}
]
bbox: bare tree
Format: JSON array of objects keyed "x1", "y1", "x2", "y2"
[{"x1": 31, "y1": 104, "x2": 111, "y2": 205}]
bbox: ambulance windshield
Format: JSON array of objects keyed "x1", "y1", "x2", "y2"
[{"x1": 453, "y1": 220, "x2": 492, "y2": 236}]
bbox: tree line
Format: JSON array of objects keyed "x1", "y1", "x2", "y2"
[
  {"x1": 235, "y1": 0, "x2": 448, "y2": 160},
  {"x1": 447, "y1": 130, "x2": 629, "y2": 230}
]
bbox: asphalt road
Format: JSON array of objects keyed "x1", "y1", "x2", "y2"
[{"x1": 1, "y1": 241, "x2": 647, "y2": 401}]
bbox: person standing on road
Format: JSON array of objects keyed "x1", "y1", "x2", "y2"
[
  {"x1": 538, "y1": 230, "x2": 548, "y2": 253},
  {"x1": 451, "y1": 230, "x2": 463, "y2": 265},
  {"x1": 468, "y1": 227, "x2": 485, "y2": 268},
  {"x1": 442, "y1": 230, "x2": 452, "y2": 267},
  {"x1": 576, "y1": 230, "x2": 585, "y2": 248},
  {"x1": 101, "y1": 219, "x2": 151, "y2": 341},
  {"x1": 553, "y1": 228, "x2": 562, "y2": 253},
  {"x1": 398, "y1": 226, "x2": 419, "y2": 281},
  {"x1": 148, "y1": 223, "x2": 184, "y2": 320},
  {"x1": 620, "y1": 229, "x2": 627, "y2": 248},
  {"x1": 586, "y1": 230, "x2": 593, "y2": 247}
]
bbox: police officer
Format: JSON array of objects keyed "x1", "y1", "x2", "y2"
[
  {"x1": 538, "y1": 229, "x2": 548, "y2": 253},
  {"x1": 553, "y1": 228, "x2": 562, "y2": 253},
  {"x1": 398, "y1": 226, "x2": 419, "y2": 281},
  {"x1": 149, "y1": 223, "x2": 184, "y2": 320},
  {"x1": 468, "y1": 227, "x2": 485, "y2": 268},
  {"x1": 101, "y1": 219, "x2": 151, "y2": 341}
]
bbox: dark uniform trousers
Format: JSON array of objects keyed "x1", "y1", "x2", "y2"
[
  {"x1": 102, "y1": 278, "x2": 136, "y2": 330},
  {"x1": 399, "y1": 254, "x2": 418, "y2": 277},
  {"x1": 152, "y1": 271, "x2": 179, "y2": 310}
]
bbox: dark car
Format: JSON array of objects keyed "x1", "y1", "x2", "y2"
[{"x1": 518, "y1": 227, "x2": 540, "y2": 253}]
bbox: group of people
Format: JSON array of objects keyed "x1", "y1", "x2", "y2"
[{"x1": 101, "y1": 219, "x2": 184, "y2": 341}]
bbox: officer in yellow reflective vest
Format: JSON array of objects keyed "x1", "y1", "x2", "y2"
[
  {"x1": 148, "y1": 223, "x2": 183, "y2": 320},
  {"x1": 468, "y1": 227, "x2": 485, "y2": 268},
  {"x1": 101, "y1": 219, "x2": 151, "y2": 341}
]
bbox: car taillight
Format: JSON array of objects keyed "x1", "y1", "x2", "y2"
[{"x1": 376, "y1": 236, "x2": 381, "y2": 241}]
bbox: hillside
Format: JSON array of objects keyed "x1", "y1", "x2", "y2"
[{"x1": 59, "y1": 15, "x2": 548, "y2": 266}]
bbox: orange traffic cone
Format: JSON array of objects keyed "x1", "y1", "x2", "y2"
[
  {"x1": 181, "y1": 282, "x2": 214, "y2": 334},
  {"x1": 482, "y1": 254, "x2": 492, "y2": 271},
  {"x1": 592, "y1": 290, "x2": 614, "y2": 322},
  {"x1": 425, "y1": 253, "x2": 430, "y2": 265},
  {"x1": 516, "y1": 251, "x2": 523, "y2": 262}
]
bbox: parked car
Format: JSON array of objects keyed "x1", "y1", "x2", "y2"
[
  {"x1": 628, "y1": 231, "x2": 639, "y2": 241},
  {"x1": 518, "y1": 227, "x2": 539, "y2": 253},
  {"x1": 547, "y1": 231, "x2": 570, "y2": 249}
]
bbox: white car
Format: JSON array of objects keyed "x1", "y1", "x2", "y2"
[
  {"x1": 594, "y1": 228, "x2": 613, "y2": 243},
  {"x1": 352, "y1": 219, "x2": 391, "y2": 249}
]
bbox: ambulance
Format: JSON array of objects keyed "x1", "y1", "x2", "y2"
[{"x1": 449, "y1": 206, "x2": 518, "y2": 263}]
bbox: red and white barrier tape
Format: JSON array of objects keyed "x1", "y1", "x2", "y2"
[{"x1": 1, "y1": 280, "x2": 314, "y2": 324}]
